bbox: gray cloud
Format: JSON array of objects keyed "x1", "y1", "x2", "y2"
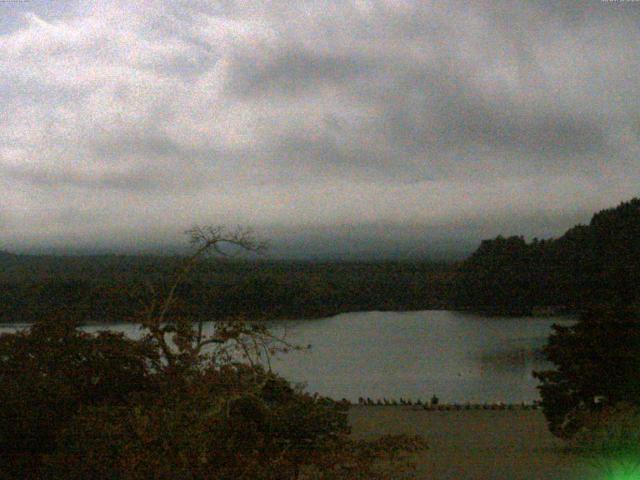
[
  {"x1": 226, "y1": 48, "x2": 377, "y2": 99},
  {"x1": 0, "y1": 0, "x2": 639, "y2": 256},
  {"x1": 2, "y1": 164, "x2": 168, "y2": 192}
]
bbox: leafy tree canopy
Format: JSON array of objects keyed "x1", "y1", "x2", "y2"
[
  {"x1": 534, "y1": 302, "x2": 640, "y2": 438},
  {"x1": 0, "y1": 226, "x2": 426, "y2": 479},
  {"x1": 455, "y1": 197, "x2": 640, "y2": 314}
]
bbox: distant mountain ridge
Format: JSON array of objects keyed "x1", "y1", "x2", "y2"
[{"x1": 1, "y1": 198, "x2": 638, "y2": 321}]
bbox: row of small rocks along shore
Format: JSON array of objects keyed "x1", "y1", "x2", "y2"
[{"x1": 348, "y1": 397, "x2": 542, "y2": 410}]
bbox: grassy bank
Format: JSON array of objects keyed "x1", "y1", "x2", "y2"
[{"x1": 349, "y1": 406, "x2": 595, "y2": 480}]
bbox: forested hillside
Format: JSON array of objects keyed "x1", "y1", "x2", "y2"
[
  {"x1": 2, "y1": 198, "x2": 638, "y2": 322},
  {"x1": 0, "y1": 255, "x2": 454, "y2": 323},
  {"x1": 454, "y1": 198, "x2": 640, "y2": 314}
]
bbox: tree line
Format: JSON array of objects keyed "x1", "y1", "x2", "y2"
[
  {"x1": 1, "y1": 197, "x2": 638, "y2": 322},
  {"x1": 454, "y1": 197, "x2": 640, "y2": 314},
  {"x1": 0, "y1": 255, "x2": 455, "y2": 323}
]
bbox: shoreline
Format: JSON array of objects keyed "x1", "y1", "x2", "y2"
[
  {"x1": 0, "y1": 306, "x2": 576, "y2": 325},
  {"x1": 350, "y1": 400, "x2": 543, "y2": 410}
]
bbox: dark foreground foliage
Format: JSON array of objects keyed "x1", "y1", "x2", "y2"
[
  {"x1": 0, "y1": 316, "x2": 426, "y2": 479},
  {"x1": 0, "y1": 227, "x2": 426, "y2": 479},
  {"x1": 534, "y1": 303, "x2": 640, "y2": 438}
]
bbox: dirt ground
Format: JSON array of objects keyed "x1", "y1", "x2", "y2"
[{"x1": 348, "y1": 406, "x2": 599, "y2": 480}]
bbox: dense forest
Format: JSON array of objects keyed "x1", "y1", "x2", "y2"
[
  {"x1": 454, "y1": 197, "x2": 640, "y2": 314},
  {"x1": 1, "y1": 197, "x2": 638, "y2": 322},
  {"x1": 0, "y1": 254, "x2": 455, "y2": 323}
]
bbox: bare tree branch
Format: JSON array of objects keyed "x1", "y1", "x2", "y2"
[{"x1": 138, "y1": 225, "x2": 298, "y2": 373}]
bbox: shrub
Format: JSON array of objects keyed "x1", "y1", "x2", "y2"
[
  {"x1": 534, "y1": 302, "x2": 640, "y2": 438},
  {"x1": 0, "y1": 227, "x2": 427, "y2": 478},
  {"x1": 47, "y1": 367, "x2": 425, "y2": 479},
  {"x1": 0, "y1": 318, "x2": 425, "y2": 479},
  {"x1": 0, "y1": 315, "x2": 157, "y2": 478}
]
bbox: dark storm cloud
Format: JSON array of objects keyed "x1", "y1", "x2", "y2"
[
  {"x1": 2, "y1": 164, "x2": 165, "y2": 192},
  {"x1": 92, "y1": 135, "x2": 184, "y2": 160},
  {"x1": 437, "y1": 94, "x2": 607, "y2": 156},
  {"x1": 367, "y1": 66, "x2": 608, "y2": 163},
  {"x1": 225, "y1": 47, "x2": 377, "y2": 98},
  {"x1": 0, "y1": 0, "x2": 639, "y2": 254}
]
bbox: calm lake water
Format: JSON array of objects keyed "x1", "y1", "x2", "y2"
[{"x1": 0, "y1": 310, "x2": 573, "y2": 403}]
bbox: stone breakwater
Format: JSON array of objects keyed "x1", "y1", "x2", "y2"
[{"x1": 347, "y1": 398, "x2": 543, "y2": 410}]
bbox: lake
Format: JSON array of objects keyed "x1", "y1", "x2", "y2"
[{"x1": 0, "y1": 310, "x2": 573, "y2": 404}]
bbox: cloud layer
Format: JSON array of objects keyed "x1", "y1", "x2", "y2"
[{"x1": 1, "y1": 1, "x2": 639, "y2": 256}]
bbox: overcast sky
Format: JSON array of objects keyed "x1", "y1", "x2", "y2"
[{"x1": 1, "y1": 1, "x2": 639, "y2": 257}]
